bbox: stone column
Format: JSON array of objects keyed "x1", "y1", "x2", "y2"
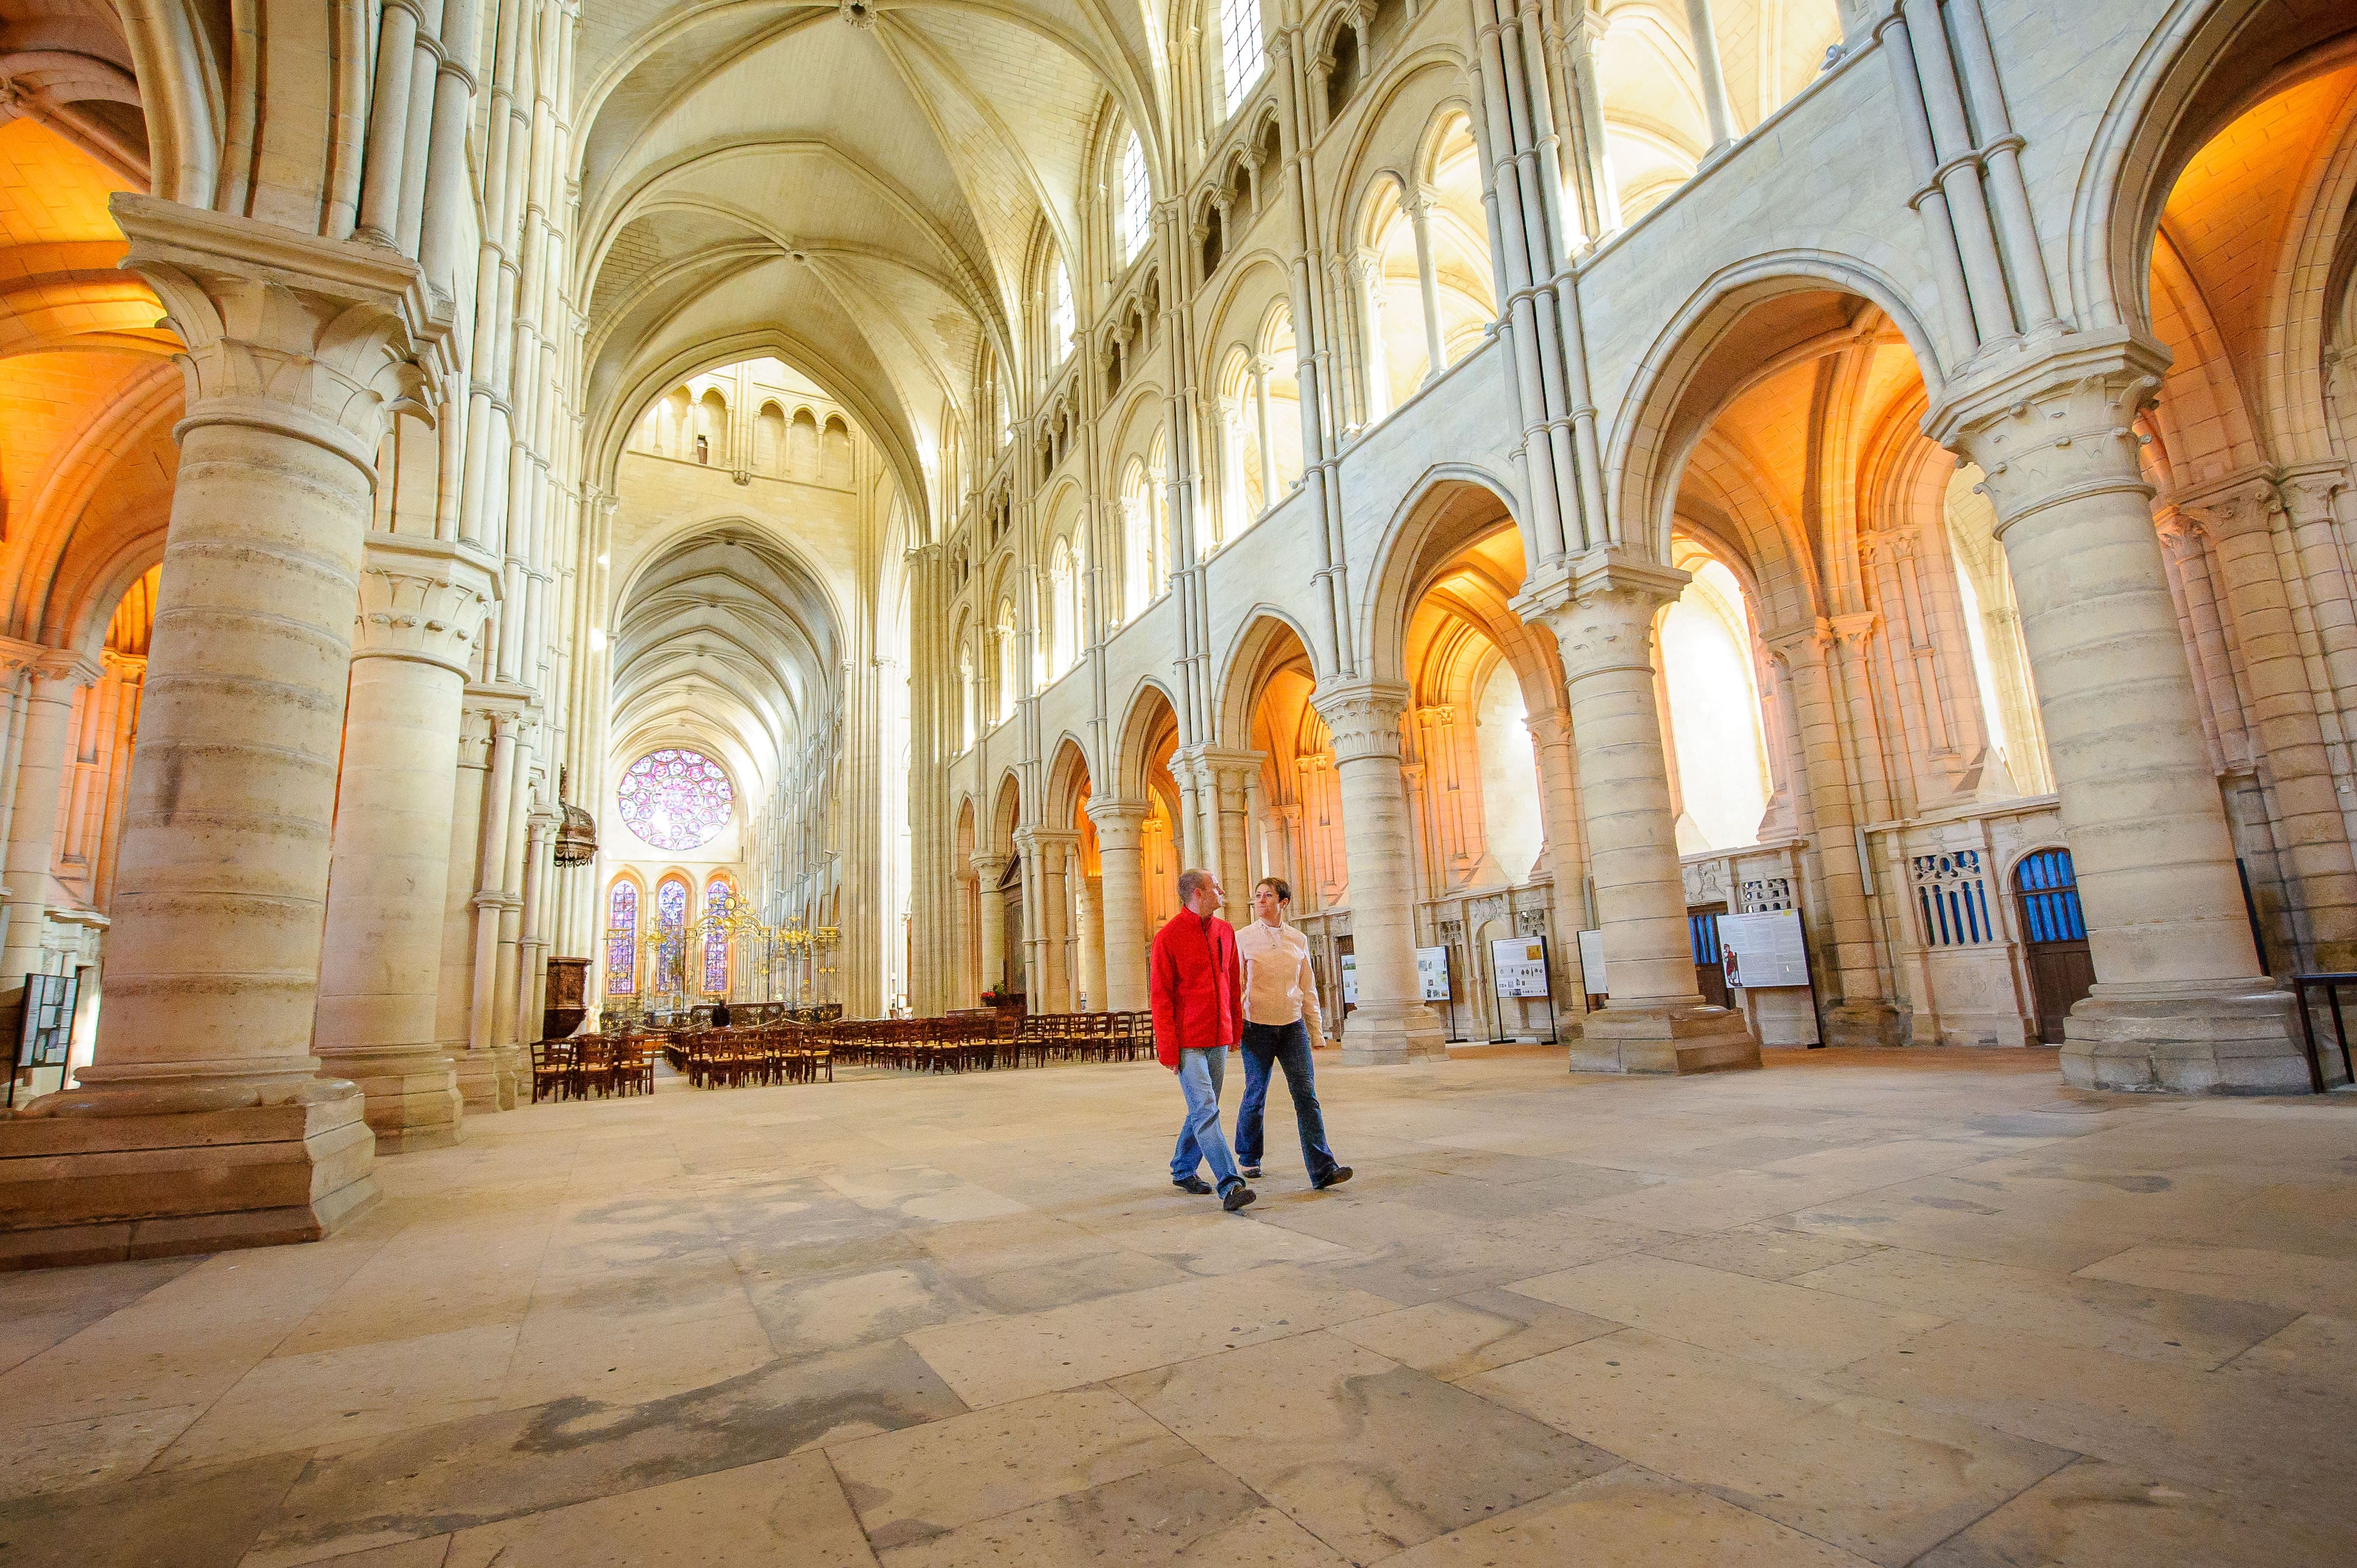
[
  {"x1": 0, "y1": 197, "x2": 435, "y2": 1263},
  {"x1": 463, "y1": 701, "x2": 522, "y2": 1104},
  {"x1": 312, "y1": 537, "x2": 497, "y2": 1151},
  {"x1": 1309, "y1": 679, "x2": 1446, "y2": 1063},
  {"x1": 972, "y1": 852, "x2": 1008, "y2": 995},
  {"x1": 1769, "y1": 623, "x2": 1909, "y2": 1045},
  {"x1": 1525, "y1": 551, "x2": 1759, "y2": 1074},
  {"x1": 1077, "y1": 873, "x2": 1105, "y2": 1011},
  {"x1": 1683, "y1": 0, "x2": 1737, "y2": 151},
  {"x1": 1406, "y1": 196, "x2": 1448, "y2": 380},
  {"x1": 1525, "y1": 709, "x2": 1591, "y2": 1012},
  {"x1": 1931, "y1": 336, "x2": 2304, "y2": 1091},
  {"x1": 1032, "y1": 828, "x2": 1077, "y2": 1013},
  {"x1": 1088, "y1": 799, "x2": 1151, "y2": 1010},
  {"x1": 2180, "y1": 477, "x2": 2357, "y2": 970},
  {"x1": 1209, "y1": 750, "x2": 1263, "y2": 901},
  {"x1": 0, "y1": 651, "x2": 100, "y2": 984}
]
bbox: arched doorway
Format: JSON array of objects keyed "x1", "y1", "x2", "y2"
[{"x1": 2014, "y1": 849, "x2": 2092, "y2": 1046}]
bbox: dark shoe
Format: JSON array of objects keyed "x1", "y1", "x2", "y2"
[
  {"x1": 1173, "y1": 1175, "x2": 1213, "y2": 1195},
  {"x1": 1313, "y1": 1166, "x2": 1353, "y2": 1191},
  {"x1": 1222, "y1": 1181, "x2": 1258, "y2": 1213},
  {"x1": 1239, "y1": 1165, "x2": 1262, "y2": 1179}
]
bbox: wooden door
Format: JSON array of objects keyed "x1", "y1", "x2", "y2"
[
  {"x1": 1688, "y1": 904, "x2": 1729, "y2": 1009},
  {"x1": 2015, "y1": 849, "x2": 2093, "y2": 1044}
]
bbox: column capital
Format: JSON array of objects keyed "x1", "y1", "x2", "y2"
[
  {"x1": 1310, "y1": 676, "x2": 1412, "y2": 763},
  {"x1": 970, "y1": 851, "x2": 1009, "y2": 879},
  {"x1": 1923, "y1": 330, "x2": 2169, "y2": 539},
  {"x1": 1085, "y1": 796, "x2": 1151, "y2": 845},
  {"x1": 2173, "y1": 471, "x2": 2281, "y2": 541},
  {"x1": 112, "y1": 194, "x2": 444, "y2": 474},
  {"x1": 2277, "y1": 461, "x2": 2351, "y2": 520},
  {"x1": 0, "y1": 641, "x2": 101, "y2": 689},
  {"x1": 1517, "y1": 547, "x2": 1690, "y2": 676},
  {"x1": 354, "y1": 535, "x2": 501, "y2": 674}
]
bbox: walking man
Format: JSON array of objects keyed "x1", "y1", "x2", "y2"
[
  {"x1": 1234, "y1": 878, "x2": 1352, "y2": 1190},
  {"x1": 1150, "y1": 867, "x2": 1256, "y2": 1213}
]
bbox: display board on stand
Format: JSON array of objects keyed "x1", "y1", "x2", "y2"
[
  {"x1": 1487, "y1": 936, "x2": 1559, "y2": 1044},
  {"x1": 1416, "y1": 945, "x2": 1464, "y2": 1042},
  {"x1": 1576, "y1": 929, "x2": 1607, "y2": 1002},
  {"x1": 1716, "y1": 909, "x2": 1810, "y2": 988}
]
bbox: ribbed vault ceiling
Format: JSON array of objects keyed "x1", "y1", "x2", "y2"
[
  {"x1": 609, "y1": 527, "x2": 845, "y2": 812},
  {"x1": 575, "y1": 0, "x2": 1165, "y2": 521}
]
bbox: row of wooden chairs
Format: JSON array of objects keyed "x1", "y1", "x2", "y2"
[
  {"x1": 530, "y1": 1035, "x2": 657, "y2": 1102},
  {"x1": 532, "y1": 1007, "x2": 1149, "y2": 1104},
  {"x1": 676, "y1": 1025, "x2": 835, "y2": 1088}
]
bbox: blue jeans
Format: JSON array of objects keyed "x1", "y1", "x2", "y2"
[
  {"x1": 1235, "y1": 1021, "x2": 1338, "y2": 1182},
  {"x1": 1170, "y1": 1046, "x2": 1242, "y2": 1191}
]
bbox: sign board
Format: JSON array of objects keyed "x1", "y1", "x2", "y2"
[
  {"x1": 1339, "y1": 952, "x2": 1358, "y2": 1006},
  {"x1": 1716, "y1": 909, "x2": 1811, "y2": 989},
  {"x1": 1577, "y1": 929, "x2": 1607, "y2": 996},
  {"x1": 1415, "y1": 946, "x2": 1451, "y2": 1001},
  {"x1": 1492, "y1": 938, "x2": 1550, "y2": 999}
]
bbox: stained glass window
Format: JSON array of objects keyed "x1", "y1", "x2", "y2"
[
  {"x1": 704, "y1": 875, "x2": 735, "y2": 995},
  {"x1": 606, "y1": 880, "x2": 639, "y2": 995},
  {"x1": 656, "y1": 878, "x2": 689, "y2": 995},
  {"x1": 618, "y1": 748, "x2": 735, "y2": 851}
]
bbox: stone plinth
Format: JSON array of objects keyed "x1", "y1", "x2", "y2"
[
  {"x1": 0, "y1": 1086, "x2": 377, "y2": 1269},
  {"x1": 1570, "y1": 1005, "x2": 1762, "y2": 1076},
  {"x1": 2060, "y1": 987, "x2": 2309, "y2": 1094}
]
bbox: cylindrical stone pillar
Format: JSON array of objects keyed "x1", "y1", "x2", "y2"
[
  {"x1": 1035, "y1": 830, "x2": 1075, "y2": 1012},
  {"x1": 1089, "y1": 801, "x2": 1151, "y2": 1012},
  {"x1": 1526, "y1": 708, "x2": 1591, "y2": 1010},
  {"x1": 0, "y1": 654, "x2": 99, "y2": 984},
  {"x1": 972, "y1": 853, "x2": 1008, "y2": 996},
  {"x1": 1937, "y1": 341, "x2": 2305, "y2": 1092},
  {"x1": 3, "y1": 200, "x2": 439, "y2": 1261},
  {"x1": 314, "y1": 537, "x2": 496, "y2": 1151},
  {"x1": 1310, "y1": 679, "x2": 1445, "y2": 1063},
  {"x1": 1077, "y1": 873, "x2": 1105, "y2": 1012},
  {"x1": 1534, "y1": 552, "x2": 1758, "y2": 1074}
]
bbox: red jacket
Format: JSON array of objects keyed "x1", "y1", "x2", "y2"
[{"x1": 1149, "y1": 909, "x2": 1243, "y2": 1068}]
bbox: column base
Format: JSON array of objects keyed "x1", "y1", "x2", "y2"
[
  {"x1": 0, "y1": 1083, "x2": 378, "y2": 1270},
  {"x1": 315, "y1": 1048, "x2": 464, "y2": 1153},
  {"x1": 2059, "y1": 985, "x2": 2310, "y2": 1094},
  {"x1": 1336, "y1": 1000, "x2": 1449, "y2": 1066},
  {"x1": 454, "y1": 1049, "x2": 524, "y2": 1112},
  {"x1": 1570, "y1": 1004, "x2": 1761, "y2": 1075},
  {"x1": 1821, "y1": 999, "x2": 1911, "y2": 1048}
]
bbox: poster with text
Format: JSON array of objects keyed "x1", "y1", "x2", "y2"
[
  {"x1": 1492, "y1": 938, "x2": 1550, "y2": 999},
  {"x1": 1415, "y1": 946, "x2": 1451, "y2": 1001}
]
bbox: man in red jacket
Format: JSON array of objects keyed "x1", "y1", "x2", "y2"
[{"x1": 1151, "y1": 866, "x2": 1255, "y2": 1213}]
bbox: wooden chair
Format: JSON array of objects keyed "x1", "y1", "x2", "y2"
[{"x1": 531, "y1": 1039, "x2": 574, "y2": 1102}]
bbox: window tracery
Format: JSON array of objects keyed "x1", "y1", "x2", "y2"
[{"x1": 618, "y1": 747, "x2": 736, "y2": 852}]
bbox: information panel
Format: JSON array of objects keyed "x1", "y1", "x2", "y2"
[
  {"x1": 1577, "y1": 929, "x2": 1607, "y2": 996},
  {"x1": 1716, "y1": 909, "x2": 1811, "y2": 989},
  {"x1": 1340, "y1": 952, "x2": 1359, "y2": 1005},
  {"x1": 1415, "y1": 946, "x2": 1451, "y2": 1001},
  {"x1": 1491, "y1": 938, "x2": 1550, "y2": 999}
]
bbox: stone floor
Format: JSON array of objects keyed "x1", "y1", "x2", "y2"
[{"x1": 1, "y1": 1046, "x2": 2353, "y2": 1567}]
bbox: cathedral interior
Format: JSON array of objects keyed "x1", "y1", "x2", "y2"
[{"x1": 1, "y1": 0, "x2": 2355, "y2": 1562}]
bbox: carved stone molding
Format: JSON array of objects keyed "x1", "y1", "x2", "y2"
[
  {"x1": 1310, "y1": 678, "x2": 1412, "y2": 764},
  {"x1": 354, "y1": 536, "x2": 500, "y2": 675},
  {"x1": 1085, "y1": 796, "x2": 1150, "y2": 849},
  {"x1": 1519, "y1": 548, "x2": 1691, "y2": 679},
  {"x1": 1926, "y1": 331, "x2": 2169, "y2": 540},
  {"x1": 112, "y1": 194, "x2": 439, "y2": 475}
]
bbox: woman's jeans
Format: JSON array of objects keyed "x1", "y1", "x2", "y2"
[
  {"x1": 1236, "y1": 1020, "x2": 1338, "y2": 1182},
  {"x1": 1170, "y1": 1046, "x2": 1242, "y2": 1190}
]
